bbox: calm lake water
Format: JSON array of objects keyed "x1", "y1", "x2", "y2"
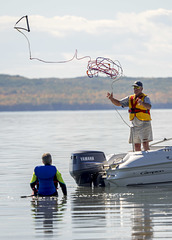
[{"x1": 0, "y1": 109, "x2": 172, "y2": 240}]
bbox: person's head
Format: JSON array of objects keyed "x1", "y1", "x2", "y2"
[
  {"x1": 132, "y1": 81, "x2": 143, "y2": 96},
  {"x1": 42, "y1": 153, "x2": 52, "y2": 165}
]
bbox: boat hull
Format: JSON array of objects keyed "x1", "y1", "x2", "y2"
[
  {"x1": 105, "y1": 164, "x2": 172, "y2": 187},
  {"x1": 105, "y1": 147, "x2": 172, "y2": 187}
]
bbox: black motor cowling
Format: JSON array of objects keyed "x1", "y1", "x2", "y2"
[{"x1": 69, "y1": 150, "x2": 107, "y2": 187}]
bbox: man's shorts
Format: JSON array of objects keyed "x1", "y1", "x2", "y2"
[{"x1": 129, "y1": 121, "x2": 153, "y2": 144}]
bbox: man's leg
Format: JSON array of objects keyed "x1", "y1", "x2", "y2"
[
  {"x1": 143, "y1": 141, "x2": 150, "y2": 151},
  {"x1": 135, "y1": 143, "x2": 141, "y2": 151}
]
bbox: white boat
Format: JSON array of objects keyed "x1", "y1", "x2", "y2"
[
  {"x1": 70, "y1": 138, "x2": 172, "y2": 187},
  {"x1": 104, "y1": 145, "x2": 172, "y2": 187}
]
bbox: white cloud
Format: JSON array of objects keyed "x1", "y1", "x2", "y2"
[
  {"x1": 2, "y1": 9, "x2": 172, "y2": 41},
  {"x1": 28, "y1": 9, "x2": 172, "y2": 55},
  {"x1": 29, "y1": 9, "x2": 172, "y2": 34},
  {"x1": 0, "y1": 16, "x2": 17, "y2": 31},
  {"x1": 1, "y1": 9, "x2": 172, "y2": 78}
]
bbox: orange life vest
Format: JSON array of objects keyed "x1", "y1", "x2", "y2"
[{"x1": 128, "y1": 93, "x2": 151, "y2": 121}]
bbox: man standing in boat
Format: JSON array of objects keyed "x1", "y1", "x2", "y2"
[
  {"x1": 107, "y1": 81, "x2": 153, "y2": 151},
  {"x1": 30, "y1": 153, "x2": 67, "y2": 196}
]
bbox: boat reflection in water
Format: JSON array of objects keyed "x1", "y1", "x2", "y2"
[
  {"x1": 70, "y1": 185, "x2": 172, "y2": 240},
  {"x1": 31, "y1": 196, "x2": 67, "y2": 237}
]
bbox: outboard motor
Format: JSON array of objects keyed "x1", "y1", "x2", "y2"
[{"x1": 70, "y1": 150, "x2": 107, "y2": 187}]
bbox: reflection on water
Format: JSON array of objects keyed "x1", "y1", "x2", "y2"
[
  {"x1": 30, "y1": 186, "x2": 172, "y2": 239},
  {"x1": 132, "y1": 205, "x2": 153, "y2": 240},
  {"x1": 31, "y1": 196, "x2": 67, "y2": 237},
  {"x1": 70, "y1": 186, "x2": 172, "y2": 240}
]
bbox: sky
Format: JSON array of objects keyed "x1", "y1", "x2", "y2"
[{"x1": 1, "y1": 0, "x2": 172, "y2": 79}]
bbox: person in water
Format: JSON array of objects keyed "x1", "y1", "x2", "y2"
[
  {"x1": 30, "y1": 153, "x2": 67, "y2": 196},
  {"x1": 107, "y1": 81, "x2": 153, "y2": 151}
]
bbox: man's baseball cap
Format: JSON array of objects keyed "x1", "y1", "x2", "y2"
[{"x1": 132, "y1": 81, "x2": 143, "y2": 87}]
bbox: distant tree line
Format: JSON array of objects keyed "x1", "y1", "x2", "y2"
[{"x1": 0, "y1": 74, "x2": 171, "y2": 111}]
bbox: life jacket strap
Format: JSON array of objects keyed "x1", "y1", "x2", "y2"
[{"x1": 129, "y1": 108, "x2": 150, "y2": 114}]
